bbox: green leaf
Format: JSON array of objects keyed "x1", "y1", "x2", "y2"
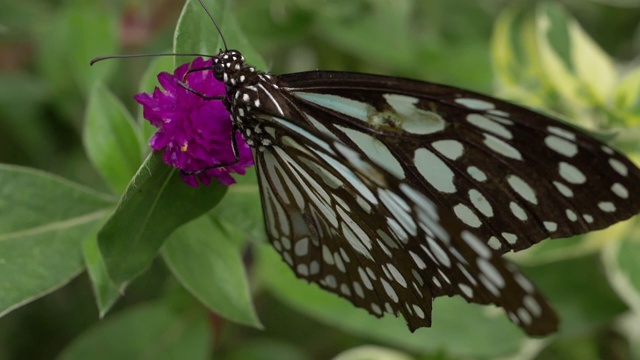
[
  {"x1": 56, "y1": 302, "x2": 211, "y2": 360},
  {"x1": 616, "y1": 235, "x2": 640, "y2": 295},
  {"x1": 615, "y1": 66, "x2": 640, "y2": 117},
  {"x1": 98, "y1": 152, "x2": 227, "y2": 286},
  {"x1": 84, "y1": 83, "x2": 143, "y2": 194},
  {"x1": 534, "y1": 4, "x2": 585, "y2": 109},
  {"x1": 0, "y1": 165, "x2": 115, "y2": 317},
  {"x1": 211, "y1": 167, "x2": 264, "y2": 244},
  {"x1": 162, "y1": 216, "x2": 261, "y2": 328},
  {"x1": 257, "y1": 245, "x2": 525, "y2": 358},
  {"x1": 83, "y1": 235, "x2": 120, "y2": 318},
  {"x1": 568, "y1": 16, "x2": 617, "y2": 105},
  {"x1": 174, "y1": 0, "x2": 266, "y2": 70},
  {"x1": 315, "y1": 0, "x2": 414, "y2": 70},
  {"x1": 602, "y1": 223, "x2": 640, "y2": 311},
  {"x1": 523, "y1": 253, "x2": 628, "y2": 335},
  {"x1": 38, "y1": 3, "x2": 117, "y2": 96}
]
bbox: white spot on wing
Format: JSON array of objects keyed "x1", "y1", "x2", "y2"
[
  {"x1": 453, "y1": 203, "x2": 482, "y2": 228},
  {"x1": 558, "y1": 162, "x2": 586, "y2": 184},
  {"x1": 467, "y1": 166, "x2": 487, "y2": 182},
  {"x1": 483, "y1": 134, "x2": 522, "y2": 160},
  {"x1": 455, "y1": 97, "x2": 495, "y2": 110},
  {"x1": 296, "y1": 92, "x2": 373, "y2": 122},
  {"x1": 547, "y1": 126, "x2": 576, "y2": 141},
  {"x1": 468, "y1": 189, "x2": 493, "y2": 217},
  {"x1": 414, "y1": 148, "x2": 457, "y2": 193},
  {"x1": 609, "y1": 158, "x2": 628, "y2": 176},
  {"x1": 507, "y1": 175, "x2": 538, "y2": 205},
  {"x1": 611, "y1": 183, "x2": 629, "y2": 199},
  {"x1": 383, "y1": 94, "x2": 446, "y2": 134},
  {"x1": 432, "y1": 140, "x2": 465, "y2": 160},
  {"x1": 467, "y1": 114, "x2": 512, "y2": 139},
  {"x1": 545, "y1": 135, "x2": 578, "y2": 157},
  {"x1": 336, "y1": 125, "x2": 405, "y2": 179}
]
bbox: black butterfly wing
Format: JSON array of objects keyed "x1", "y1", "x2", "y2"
[
  {"x1": 249, "y1": 96, "x2": 558, "y2": 335},
  {"x1": 276, "y1": 71, "x2": 640, "y2": 254}
]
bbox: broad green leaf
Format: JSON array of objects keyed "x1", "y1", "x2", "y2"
[
  {"x1": 211, "y1": 167, "x2": 264, "y2": 243},
  {"x1": 84, "y1": 83, "x2": 143, "y2": 194},
  {"x1": 174, "y1": 0, "x2": 266, "y2": 70},
  {"x1": 257, "y1": 245, "x2": 525, "y2": 358},
  {"x1": 83, "y1": 235, "x2": 120, "y2": 318},
  {"x1": 56, "y1": 302, "x2": 210, "y2": 360},
  {"x1": 163, "y1": 216, "x2": 261, "y2": 328},
  {"x1": 98, "y1": 152, "x2": 227, "y2": 286},
  {"x1": 0, "y1": 165, "x2": 115, "y2": 317}
]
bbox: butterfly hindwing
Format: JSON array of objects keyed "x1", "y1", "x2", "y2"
[{"x1": 252, "y1": 110, "x2": 558, "y2": 335}]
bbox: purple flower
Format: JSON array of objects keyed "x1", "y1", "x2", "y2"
[{"x1": 134, "y1": 57, "x2": 254, "y2": 187}]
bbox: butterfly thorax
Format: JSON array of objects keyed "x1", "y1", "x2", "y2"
[{"x1": 213, "y1": 50, "x2": 283, "y2": 149}]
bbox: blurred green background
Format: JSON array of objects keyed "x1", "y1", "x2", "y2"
[{"x1": 1, "y1": 0, "x2": 640, "y2": 359}]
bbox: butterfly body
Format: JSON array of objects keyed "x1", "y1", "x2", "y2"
[{"x1": 208, "y1": 49, "x2": 640, "y2": 336}]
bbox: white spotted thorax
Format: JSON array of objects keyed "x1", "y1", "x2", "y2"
[{"x1": 210, "y1": 49, "x2": 640, "y2": 336}]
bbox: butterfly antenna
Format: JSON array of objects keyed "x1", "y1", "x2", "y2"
[
  {"x1": 90, "y1": 52, "x2": 215, "y2": 65},
  {"x1": 196, "y1": 0, "x2": 228, "y2": 51}
]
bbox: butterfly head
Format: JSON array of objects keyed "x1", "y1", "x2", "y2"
[{"x1": 213, "y1": 50, "x2": 255, "y2": 87}]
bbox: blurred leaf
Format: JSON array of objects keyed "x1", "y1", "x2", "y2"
[
  {"x1": 534, "y1": 4, "x2": 586, "y2": 110},
  {"x1": 334, "y1": 345, "x2": 414, "y2": 360},
  {"x1": 0, "y1": 165, "x2": 114, "y2": 317},
  {"x1": 257, "y1": 244, "x2": 525, "y2": 358},
  {"x1": 174, "y1": 0, "x2": 266, "y2": 70},
  {"x1": 523, "y1": 253, "x2": 628, "y2": 335},
  {"x1": 211, "y1": 167, "x2": 264, "y2": 244},
  {"x1": 224, "y1": 338, "x2": 310, "y2": 360},
  {"x1": 616, "y1": 66, "x2": 640, "y2": 118},
  {"x1": 0, "y1": 72, "x2": 55, "y2": 165},
  {"x1": 83, "y1": 235, "x2": 120, "y2": 318},
  {"x1": 162, "y1": 216, "x2": 261, "y2": 328},
  {"x1": 616, "y1": 235, "x2": 640, "y2": 295},
  {"x1": 98, "y1": 152, "x2": 227, "y2": 286},
  {"x1": 56, "y1": 302, "x2": 211, "y2": 360},
  {"x1": 84, "y1": 83, "x2": 143, "y2": 194},
  {"x1": 568, "y1": 13, "x2": 617, "y2": 104},
  {"x1": 602, "y1": 222, "x2": 640, "y2": 311},
  {"x1": 39, "y1": 3, "x2": 117, "y2": 94},
  {"x1": 315, "y1": 0, "x2": 414, "y2": 70},
  {"x1": 491, "y1": 5, "x2": 552, "y2": 107}
]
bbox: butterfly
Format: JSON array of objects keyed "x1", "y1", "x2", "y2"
[{"x1": 112, "y1": 0, "x2": 640, "y2": 336}]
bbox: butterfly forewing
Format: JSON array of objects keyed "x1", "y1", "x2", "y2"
[
  {"x1": 212, "y1": 50, "x2": 639, "y2": 336},
  {"x1": 277, "y1": 71, "x2": 640, "y2": 254}
]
